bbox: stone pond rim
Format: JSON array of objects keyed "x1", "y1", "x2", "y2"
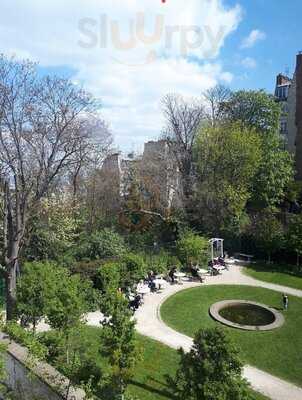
[{"x1": 209, "y1": 300, "x2": 285, "y2": 331}]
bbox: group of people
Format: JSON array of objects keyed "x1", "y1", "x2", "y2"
[
  {"x1": 207, "y1": 255, "x2": 227, "y2": 275},
  {"x1": 128, "y1": 270, "x2": 160, "y2": 312}
]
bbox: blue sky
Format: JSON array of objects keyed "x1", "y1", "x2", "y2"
[
  {"x1": 1, "y1": 0, "x2": 301, "y2": 151},
  {"x1": 221, "y1": 0, "x2": 302, "y2": 91}
]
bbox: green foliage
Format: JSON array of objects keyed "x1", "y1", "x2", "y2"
[
  {"x1": 75, "y1": 229, "x2": 127, "y2": 261},
  {"x1": 45, "y1": 271, "x2": 91, "y2": 332},
  {"x1": 17, "y1": 262, "x2": 94, "y2": 333},
  {"x1": 176, "y1": 231, "x2": 209, "y2": 267},
  {"x1": 17, "y1": 263, "x2": 96, "y2": 396},
  {"x1": 194, "y1": 122, "x2": 262, "y2": 235},
  {"x1": 147, "y1": 250, "x2": 181, "y2": 275},
  {"x1": 285, "y1": 181, "x2": 302, "y2": 203},
  {"x1": 251, "y1": 133, "x2": 294, "y2": 208},
  {"x1": 96, "y1": 253, "x2": 147, "y2": 293},
  {"x1": 24, "y1": 196, "x2": 81, "y2": 262},
  {"x1": 39, "y1": 326, "x2": 103, "y2": 395},
  {"x1": 100, "y1": 291, "x2": 140, "y2": 399},
  {"x1": 0, "y1": 342, "x2": 8, "y2": 398},
  {"x1": 171, "y1": 327, "x2": 251, "y2": 400},
  {"x1": 250, "y1": 210, "x2": 284, "y2": 262},
  {"x1": 70, "y1": 260, "x2": 103, "y2": 282},
  {"x1": 4, "y1": 321, "x2": 48, "y2": 362},
  {"x1": 119, "y1": 253, "x2": 147, "y2": 289},
  {"x1": 17, "y1": 262, "x2": 58, "y2": 332},
  {"x1": 287, "y1": 215, "x2": 302, "y2": 265},
  {"x1": 96, "y1": 262, "x2": 122, "y2": 294},
  {"x1": 223, "y1": 90, "x2": 281, "y2": 134}
]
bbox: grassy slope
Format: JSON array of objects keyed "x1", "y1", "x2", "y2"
[
  {"x1": 80, "y1": 326, "x2": 268, "y2": 400},
  {"x1": 161, "y1": 285, "x2": 302, "y2": 387},
  {"x1": 243, "y1": 263, "x2": 302, "y2": 290}
]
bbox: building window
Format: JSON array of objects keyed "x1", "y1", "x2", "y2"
[
  {"x1": 280, "y1": 120, "x2": 287, "y2": 135},
  {"x1": 276, "y1": 85, "x2": 289, "y2": 100}
]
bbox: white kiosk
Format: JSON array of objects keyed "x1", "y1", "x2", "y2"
[{"x1": 209, "y1": 238, "x2": 224, "y2": 263}]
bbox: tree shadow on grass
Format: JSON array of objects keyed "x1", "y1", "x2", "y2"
[
  {"x1": 129, "y1": 376, "x2": 177, "y2": 399},
  {"x1": 247, "y1": 262, "x2": 302, "y2": 278}
]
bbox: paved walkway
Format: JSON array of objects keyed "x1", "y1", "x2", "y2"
[
  {"x1": 134, "y1": 265, "x2": 302, "y2": 400},
  {"x1": 35, "y1": 264, "x2": 302, "y2": 399}
]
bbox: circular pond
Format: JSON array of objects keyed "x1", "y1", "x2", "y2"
[{"x1": 209, "y1": 300, "x2": 284, "y2": 331}]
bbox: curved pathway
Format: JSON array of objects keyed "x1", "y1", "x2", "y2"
[{"x1": 134, "y1": 265, "x2": 302, "y2": 400}]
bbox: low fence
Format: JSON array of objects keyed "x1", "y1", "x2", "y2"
[{"x1": 0, "y1": 332, "x2": 86, "y2": 400}]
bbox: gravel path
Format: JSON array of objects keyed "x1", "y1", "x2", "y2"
[{"x1": 134, "y1": 265, "x2": 302, "y2": 400}]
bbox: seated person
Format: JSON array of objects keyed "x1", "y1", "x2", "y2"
[
  {"x1": 136, "y1": 279, "x2": 146, "y2": 292},
  {"x1": 218, "y1": 256, "x2": 225, "y2": 266},
  {"x1": 148, "y1": 278, "x2": 157, "y2": 292},
  {"x1": 190, "y1": 263, "x2": 203, "y2": 282},
  {"x1": 129, "y1": 294, "x2": 142, "y2": 311},
  {"x1": 147, "y1": 270, "x2": 155, "y2": 281},
  {"x1": 168, "y1": 266, "x2": 177, "y2": 283}
]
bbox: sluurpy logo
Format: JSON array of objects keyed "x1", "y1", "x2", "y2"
[{"x1": 78, "y1": 7, "x2": 226, "y2": 67}]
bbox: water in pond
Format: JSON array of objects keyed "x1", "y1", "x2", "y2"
[{"x1": 219, "y1": 304, "x2": 275, "y2": 326}]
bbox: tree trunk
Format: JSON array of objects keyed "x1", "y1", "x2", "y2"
[
  {"x1": 297, "y1": 253, "x2": 300, "y2": 267},
  {"x1": 3, "y1": 181, "x2": 23, "y2": 321},
  {"x1": 5, "y1": 257, "x2": 19, "y2": 321}
]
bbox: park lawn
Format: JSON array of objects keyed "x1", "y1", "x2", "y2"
[
  {"x1": 161, "y1": 285, "x2": 302, "y2": 388},
  {"x1": 243, "y1": 263, "x2": 302, "y2": 290},
  {"x1": 71, "y1": 326, "x2": 268, "y2": 400}
]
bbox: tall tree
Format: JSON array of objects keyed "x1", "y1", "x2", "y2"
[
  {"x1": 286, "y1": 214, "x2": 302, "y2": 266},
  {"x1": 250, "y1": 209, "x2": 284, "y2": 262},
  {"x1": 171, "y1": 328, "x2": 251, "y2": 400},
  {"x1": 161, "y1": 94, "x2": 204, "y2": 205},
  {"x1": 222, "y1": 90, "x2": 281, "y2": 134},
  {"x1": 220, "y1": 89, "x2": 294, "y2": 208},
  {"x1": 203, "y1": 84, "x2": 231, "y2": 126},
  {"x1": 100, "y1": 290, "x2": 139, "y2": 399},
  {"x1": 0, "y1": 55, "x2": 108, "y2": 319},
  {"x1": 194, "y1": 122, "x2": 262, "y2": 234},
  {"x1": 251, "y1": 132, "x2": 294, "y2": 208}
]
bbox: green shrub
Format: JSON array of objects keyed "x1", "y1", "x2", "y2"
[
  {"x1": 147, "y1": 250, "x2": 181, "y2": 275},
  {"x1": 171, "y1": 327, "x2": 251, "y2": 400},
  {"x1": 119, "y1": 253, "x2": 147, "y2": 289},
  {"x1": 250, "y1": 210, "x2": 284, "y2": 262},
  {"x1": 4, "y1": 321, "x2": 48, "y2": 361},
  {"x1": 17, "y1": 261, "x2": 58, "y2": 332},
  {"x1": 176, "y1": 231, "x2": 209, "y2": 267},
  {"x1": 95, "y1": 262, "x2": 121, "y2": 294},
  {"x1": 96, "y1": 253, "x2": 147, "y2": 293},
  {"x1": 70, "y1": 260, "x2": 103, "y2": 281},
  {"x1": 17, "y1": 261, "x2": 95, "y2": 332},
  {"x1": 75, "y1": 229, "x2": 127, "y2": 261}
]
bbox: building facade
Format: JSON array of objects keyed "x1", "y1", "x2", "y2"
[
  {"x1": 275, "y1": 52, "x2": 302, "y2": 178},
  {"x1": 100, "y1": 140, "x2": 180, "y2": 215}
]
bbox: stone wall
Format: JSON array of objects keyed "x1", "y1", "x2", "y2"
[{"x1": 0, "y1": 332, "x2": 86, "y2": 400}]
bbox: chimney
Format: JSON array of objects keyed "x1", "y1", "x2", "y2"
[
  {"x1": 276, "y1": 73, "x2": 291, "y2": 86},
  {"x1": 297, "y1": 52, "x2": 302, "y2": 70},
  {"x1": 295, "y1": 52, "x2": 302, "y2": 179}
]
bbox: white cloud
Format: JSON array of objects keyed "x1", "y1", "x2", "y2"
[
  {"x1": 241, "y1": 57, "x2": 257, "y2": 69},
  {"x1": 240, "y1": 29, "x2": 266, "y2": 49},
  {"x1": 0, "y1": 0, "x2": 242, "y2": 151}
]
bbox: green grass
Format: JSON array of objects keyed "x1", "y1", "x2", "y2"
[
  {"x1": 161, "y1": 285, "x2": 302, "y2": 387},
  {"x1": 67, "y1": 326, "x2": 268, "y2": 400},
  {"x1": 243, "y1": 263, "x2": 302, "y2": 290}
]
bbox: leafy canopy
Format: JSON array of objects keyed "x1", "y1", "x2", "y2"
[
  {"x1": 176, "y1": 231, "x2": 209, "y2": 267},
  {"x1": 194, "y1": 122, "x2": 262, "y2": 234},
  {"x1": 172, "y1": 327, "x2": 251, "y2": 400}
]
